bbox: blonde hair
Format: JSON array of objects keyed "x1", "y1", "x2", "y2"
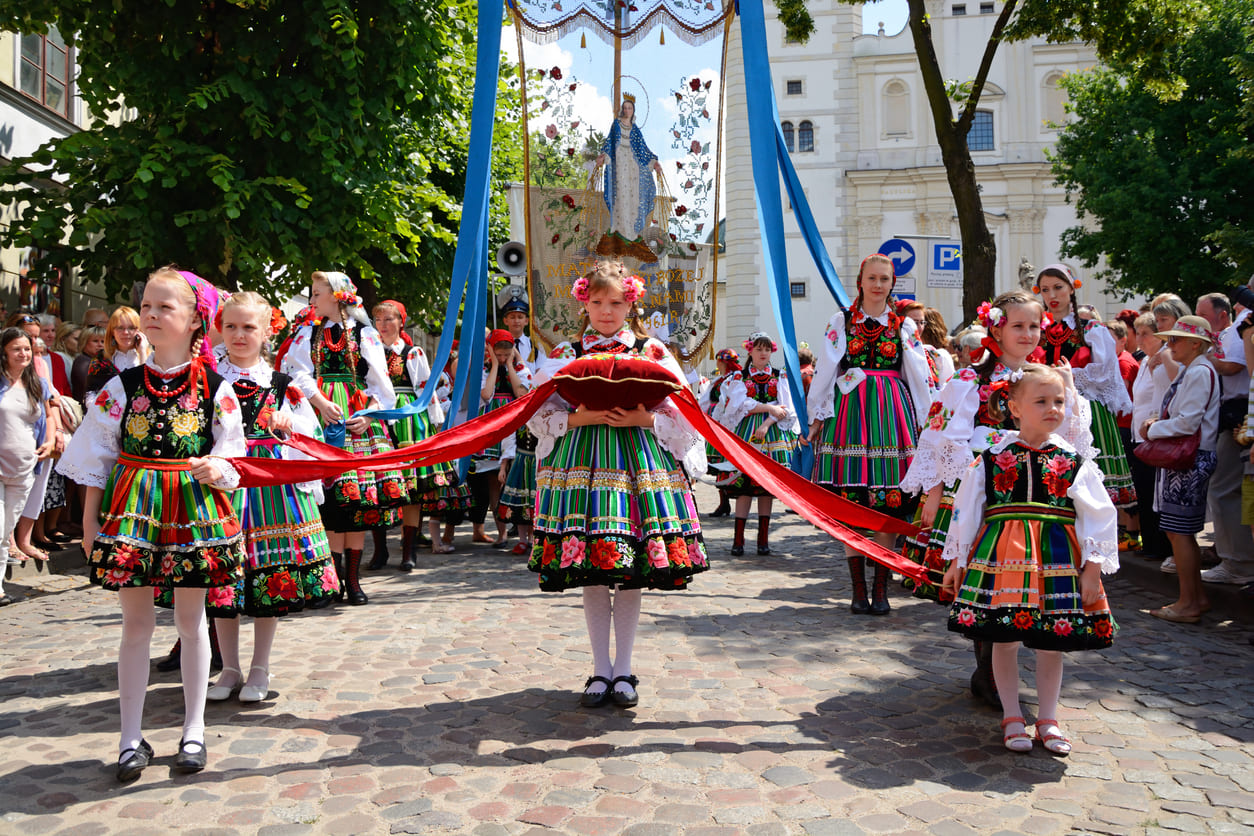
[
  {"x1": 104, "y1": 305, "x2": 146, "y2": 362},
  {"x1": 986, "y1": 363, "x2": 1065, "y2": 425},
  {"x1": 53, "y1": 322, "x2": 81, "y2": 355},
  {"x1": 221, "y1": 290, "x2": 271, "y2": 324},
  {"x1": 577, "y1": 261, "x2": 651, "y2": 342}
]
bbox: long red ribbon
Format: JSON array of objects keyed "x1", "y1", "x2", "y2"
[{"x1": 228, "y1": 383, "x2": 923, "y2": 580}]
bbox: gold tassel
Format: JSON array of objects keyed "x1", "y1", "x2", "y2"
[
  {"x1": 660, "y1": 28, "x2": 665, "y2": 45},
  {"x1": 581, "y1": 32, "x2": 586, "y2": 48}
]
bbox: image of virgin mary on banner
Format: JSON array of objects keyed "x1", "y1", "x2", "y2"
[{"x1": 509, "y1": 0, "x2": 732, "y2": 369}]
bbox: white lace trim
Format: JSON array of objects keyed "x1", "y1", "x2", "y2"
[
  {"x1": 654, "y1": 405, "x2": 706, "y2": 478},
  {"x1": 1074, "y1": 366, "x2": 1133, "y2": 415},
  {"x1": 527, "y1": 394, "x2": 572, "y2": 463},
  {"x1": 1083, "y1": 537, "x2": 1120, "y2": 574},
  {"x1": 211, "y1": 457, "x2": 241, "y2": 491}
]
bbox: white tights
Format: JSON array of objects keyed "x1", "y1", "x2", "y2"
[
  {"x1": 992, "y1": 642, "x2": 1064, "y2": 726},
  {"x1": 212, "y1": 616, "x2": 277, "y2": 689},
  {"x1": 582, "y1": 586, "x2": 642, "y2": 694},
  {"x1": 118, "y1": 587, "x2": 210, "y2": 757}
]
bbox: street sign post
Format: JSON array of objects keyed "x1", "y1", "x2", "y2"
[{"x1": 879, "y1": 239, "x2": 916, "y2": 277}]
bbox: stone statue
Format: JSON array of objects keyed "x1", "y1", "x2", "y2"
[{"x1": 1018, "y1": 257, "x2": 1036, "y2": 291}]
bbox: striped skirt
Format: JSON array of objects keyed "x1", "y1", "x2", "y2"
[
  {"x1": 1090, "y1": 401, "x2": 1137, "y2": 509},
  {"x1": 529, "y1": 424, "x2": 709, "y2": 591},
  {"x1": 87, "y1": 454, "x2": 243, "y2": 592},
  {"x1": 717, "y1": 412, "x2": 799, "y2": 497},
  {"x1": 498, "y1": 448, "x2": 537, "y2": 525},
  {"x1": 391, "y1": 391, "x2": 466, "y2": 505},
  {"x1": 947, "y1": 504, "x2": 1116, "y2": 651},
  {"x1": 318, "y1": 375, "x2": 405, "y2": 531},
  {"x1": 205, "y1": 440, "x2": 337, "y2": 617},
  {"x1": 901, "y1": 486, "x2": 956, "y2": 603},
  {"x1": 812, "y1": 370, "x2": 920, "y2": 518},
  {"x1": 473, "y1": 392, "x2": 514, "y2": 466}
]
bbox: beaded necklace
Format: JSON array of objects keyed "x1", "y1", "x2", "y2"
[
  {"x1": 143, "y1": 366, "x2": 190, "y2": 400},
  {"x1": 311, "y1": 319, "x2": 359, "y2": 374}
]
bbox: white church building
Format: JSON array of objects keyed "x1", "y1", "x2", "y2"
[{"x1": 716, "y1": 1, "x2": 1115, "y2": 357}]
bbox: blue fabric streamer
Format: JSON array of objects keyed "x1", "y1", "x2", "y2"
[{"x1": 739, "y1": 0, "x2": 807, "y2": 426}]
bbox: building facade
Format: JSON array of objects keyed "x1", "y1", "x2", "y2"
[
  {"x1": 0, "y1": 27, "x2": 109, "y2": 320},
  {"x1": 717, "y1": 1, "x2": 1114, "y2": 363}
]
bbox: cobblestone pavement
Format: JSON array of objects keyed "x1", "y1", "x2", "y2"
[{"x1": 2, "y1": 483, "x2": 1252, "y2": 836}]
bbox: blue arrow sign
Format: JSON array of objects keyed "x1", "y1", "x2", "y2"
[{"x1": 879, "y1": 239, "x2": 916, "y2": 276}]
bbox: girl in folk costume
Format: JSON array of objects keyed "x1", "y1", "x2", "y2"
[
  {"x1": 808, "y1": 253, "x2": 930, "y2": 615},
  {"x1": 84, "y1": 306, "x2": 149, "y2": 397},
  {"x1": 282, "y1": 271, "x2": 405, "y2": 606},
  {"x1": 374, "y1": 299, "x2": 468, "y2": 563},
  {"x1": 205, "y1": 292, "x2": 337, "y2": 706},
  {"x1": 529, "y1": 261, "x2": 708, "y2": 708},
  {"x1": 711, "y1": 332, "x2": 800, "y2": 556},
  {"x1": 698, "y1": 348, "x2": 741, "y2": 518},
  {"x1": 941, "y1": 364, "x2": 1118, "y2": 755},
  {"x1": 469, "y1": 329, "x2": 533, "y2": 547},
  {"x1": 58, "y1": 267, "x2": 246, "y2": 779},
  {"x1": 1032, "y1": 264, "x2": 1137, "y2": 512}
]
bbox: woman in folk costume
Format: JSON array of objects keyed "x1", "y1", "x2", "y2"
[
  {"x1": 282, "y1": 271, "x2": 405, "y2": 606},
  {"x1": 1032, "y1": 264, "x2": 1137, "y2": 511},
  {"x1": 59, "y1": 267, "x2": 245, "y2": 779},
  {"x1": 941, "y1": 364, "x2": 1118, "y2": 755},
  {"x1": 373, "y1": 299, "x2": 468, "y2": 563},
  {"x1": 528, "y1": 261, "x2": 708, "y2": 708},
  {"x1": 698, "y1": 347, "x2": 741, "y2": 518},
  {"x1": 711, "y1": 332, "x2": 800, "y2": 556},
  {"x1": 808, "y1": 253, "x2": 930, "y2": 615},
  {"x1": 203, "y1": 292, "x2": 336, "y2": 706}
]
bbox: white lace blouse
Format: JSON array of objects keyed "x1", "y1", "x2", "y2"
[
  {"x1": 58, "y1": 358, "x2": 246, "y2": 491},
  {"x1": 282, "y1": 322, "x2": 396, "y2": 410}
]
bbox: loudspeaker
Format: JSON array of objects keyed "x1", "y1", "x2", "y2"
[{"x1": 496, "y1": 241, "x2": 526, "y2": 276}]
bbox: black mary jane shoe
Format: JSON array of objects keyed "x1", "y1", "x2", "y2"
[
  {"x1": 116, "y1": 739, "x2": 153, "y2": 782},
  {"x1": 610, "y1": 675, "x2": 639, "y2": 708},
  {"x1": 175, "y1": 738, "x2": 207, "y2": 773},
  {"x1": 580, "y1": 676, "x2": 613, "y2": 708}
]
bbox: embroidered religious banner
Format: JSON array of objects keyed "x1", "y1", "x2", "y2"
[{"x1": 510, "y1": 0, "x2": 730, "y2": 368}]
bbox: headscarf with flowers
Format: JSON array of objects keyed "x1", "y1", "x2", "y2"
[
  {"x1": 319, "y1": 271, "x2": 371, "y2": 327},
  {"x1": 742, "y1": 331, "x2": 779, "y2": 353}
]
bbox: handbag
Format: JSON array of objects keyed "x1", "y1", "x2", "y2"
[{"x1": 1135, "y1": 367, "x2": 1215, "y2": 471}]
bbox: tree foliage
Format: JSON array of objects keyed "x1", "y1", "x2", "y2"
[
  {"x1": 1050, "y1": 0, "x2": 1254, "y2": 301},
  {"x1": 1, "y1": 0, "x2": 507, "y2": 323}
]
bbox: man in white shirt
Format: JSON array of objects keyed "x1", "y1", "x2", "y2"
[{"x1": 1197, "y1": 292, "x2": 1254, "y2": 585}]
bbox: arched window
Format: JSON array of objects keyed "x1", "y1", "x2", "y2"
[
  {"x1": 782, "y1": 121, "x2": 795, "y2": 153},
  {"x1": 883, "y1": 80, "x2": 910, "y2": 137},
  {"x1": 968, "y1": 110, "x2": 994, "y2": 151},
  {"x1": 1042, "y1": 72, "x2": 1067, "y2": 128},
  {"x1": 798, "y1": 120, "x2": 814, "y2": 152}
]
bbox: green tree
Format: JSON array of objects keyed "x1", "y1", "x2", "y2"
[
  {"x1": 781, "y1": 0, "x2": 1202, "y2": 322},
  {"x1": 1051, "y1": 0, "x2": 1254, "y2": 300},
  {"x1": 1, "y1": 0, "x2": 504, "y2": 318},
  {"x1": 1209, "y1": 24, "x2": 1254, "y2": 280}
]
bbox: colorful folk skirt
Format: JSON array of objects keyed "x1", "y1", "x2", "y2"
[
  {"x1": 86, "y1": 454, "x2": 244, "y2": 594},
  {"x1": 901, "y1": 486, "x2": 956, "y2": 604},
  {"x1": 205, "y1": 440, "x2": 337, "y2": 617},
  {"x1": 529, "y1": 424, "x2": 710, "y2": 592},
  {"x1": 498, "y1": 448, "x2": 537, "y2": 525},
  {"x1": 1090, "y1": 401, "x2": 1137, "y2": 509},
  {"x1": 391, "y1": 391, "x2": 465, "y2": 506},
  {"x1": 812, "y1": 370, "x2": 920, "y2": 519},
  {"x1": 947, "y1": 504, "x2": 1116, "y2": 651},
  {"x1": 318, "y1": 374, "x2": 404, "y2": 531},
  {"x1": 716, "y1": 412, "x2": 799, "y2": 497}
]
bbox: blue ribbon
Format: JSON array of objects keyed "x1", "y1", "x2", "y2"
[{"x1": 740, "y1": 0, "x2": 806, "y2": 426}]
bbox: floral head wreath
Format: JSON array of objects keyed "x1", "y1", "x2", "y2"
[
  {"x1": 572, "y1": 273, "x2": 646, "y2": 305},
  {"x1": 269, "y1": 307, "x2": 288, "y2": 338},
  {"x1": 1032, "y1": 263, "x2": 1081, "y2": 294},
  {"x1": 743, "y1": 331, "x2": 779, "y2": 352},
  {"x1": 976, "y1": 301, "x2": 1006, "y2": 329}
]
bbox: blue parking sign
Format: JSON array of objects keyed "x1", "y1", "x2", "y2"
[{"x1": 933, "y1": 243, "x2": 961, "y2": 271}]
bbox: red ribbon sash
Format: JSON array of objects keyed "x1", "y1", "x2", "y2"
[{"x1": 228, "y1": 383, "x2": 923, "y2": 579}]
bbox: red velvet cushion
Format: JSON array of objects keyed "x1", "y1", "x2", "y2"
[{"x1": 554, "y1": 352, "x2": 684, "y2": 411}]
